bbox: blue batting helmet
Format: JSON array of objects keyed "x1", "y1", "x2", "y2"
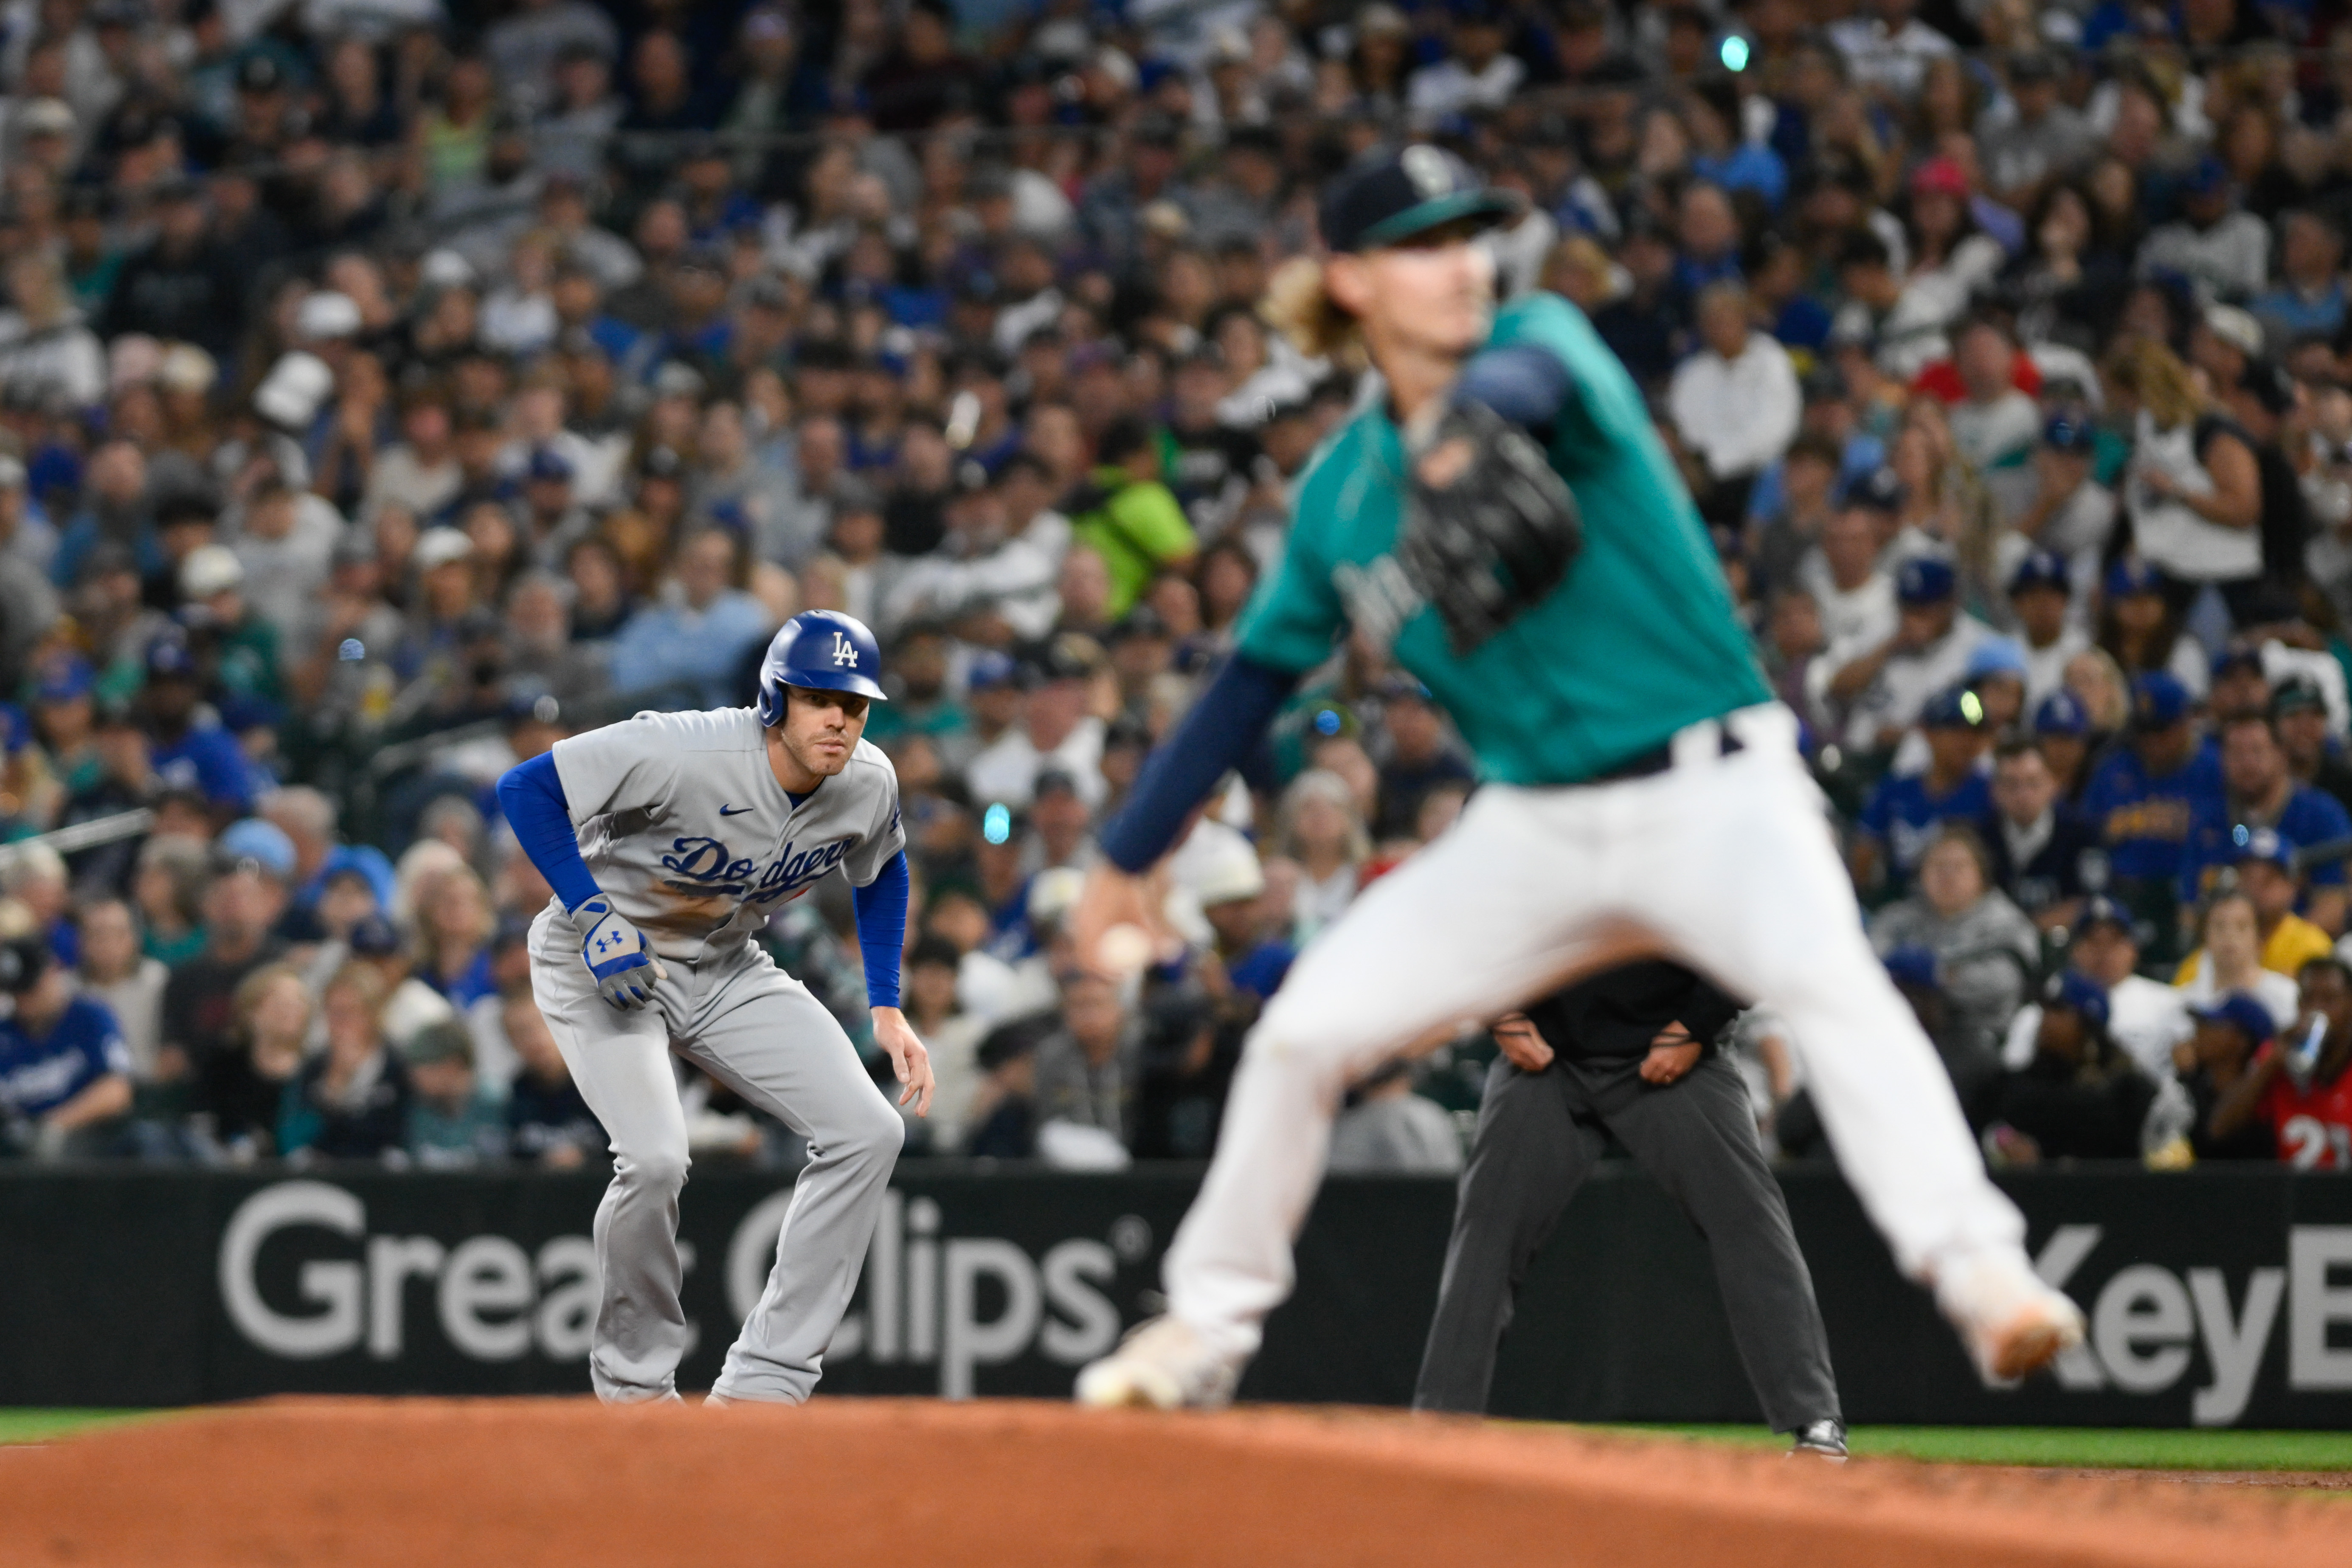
[{"x1": 757, "y1": 610, "x2": 888, "y2": 724}]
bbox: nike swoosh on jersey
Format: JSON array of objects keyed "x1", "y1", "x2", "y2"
[{"x1": 719, "y1": 805, "x2": 753, "y2": 816}]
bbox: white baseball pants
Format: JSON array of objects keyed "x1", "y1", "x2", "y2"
[
  {"x1": 529, "y1": 909, "x2": 904, "y2": 1402},
  {"x1": 1165, "y1": 703, "x2": 2026, "y2": 1361}
]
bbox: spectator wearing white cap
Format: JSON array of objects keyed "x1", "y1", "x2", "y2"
[
  {"x1": 179, "y1": 543, "x2": 282, "y2": 707},
  {"x1": 1191, "y1": 835, "x2": 1294, "y2": 1007}
]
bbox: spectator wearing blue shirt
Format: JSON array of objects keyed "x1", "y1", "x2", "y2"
[
  {"x1": 2251, "y1": 210, "x2": 2346, "y2": 346},
  {"x1": 1196, "y1": 844, "x2": 1295, "y2": 1008},
  {"x1": 2180, "y1": 712, "x2": 2352, "y2": 930},
  {"x1": 605, "y1": 525, "x2": 773, "y2": 709},
  {"x1": 2081, "y1": 673, "x2": 2225, "y2": 952},
  {"x1": 1685, "y1": 78, "x2": 1788, "y2": 211},
  {"x1": 0, "y1": 934, "x2": 131, "y2": 1158},
  {"x1": 141, "y1": 631, "x2": 262, "y2": 825},
  {"x1": 1671, "y1": 182, "x2": 1745, "y2": 302},
  {"x1": 1854, "y1": 686, "x2": 1995, "y2": 895}
]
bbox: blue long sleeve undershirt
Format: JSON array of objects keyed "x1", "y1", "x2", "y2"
[
  {"x1": 496, "y1": 752, "x2": 604, "y2": 914},
  {"x1": 1100, "y1": 654, "x2": 1301, "y2": 872},
  {"x1": 852, "y1": 850, "x2": 910, "y2": 1008}
]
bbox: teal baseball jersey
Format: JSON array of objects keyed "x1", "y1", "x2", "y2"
[{"x1": 1234, "y1": 293, "x2": 1770, "y2": 787}]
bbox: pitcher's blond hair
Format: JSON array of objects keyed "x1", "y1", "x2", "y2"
[{"x1": 1260, "y1": 256, "x2": 1367, "y2": 370}]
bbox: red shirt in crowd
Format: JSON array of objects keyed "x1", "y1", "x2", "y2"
[{"x1": 2261, "y1": 1058, "x2": 2352, "y2": 1168}]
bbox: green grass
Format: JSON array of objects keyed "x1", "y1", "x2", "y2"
[
  {"x1": 0, "y1": 1410, "x2": 152, "y2": 1444},
  {"x1": 1604, "y1": 1424, "x2": 2352, "y2": 1471}
]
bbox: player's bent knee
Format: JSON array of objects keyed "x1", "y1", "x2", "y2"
[
  {"x1": 1244, "y1": 998, "x2": 1371, "y2": 1082},
  {"x1": 619, "y1": 1147, "x2": 692, "y2": 1193},
  {"x1": 819, "y1": 1095, "x2": 906, "y2": 1167}
]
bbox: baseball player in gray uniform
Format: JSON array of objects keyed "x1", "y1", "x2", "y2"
[{"x1": 497, "y1": 608, "x2": 932, "y2": 1405}]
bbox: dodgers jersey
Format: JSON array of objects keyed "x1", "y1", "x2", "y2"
[
  {"x1": 1235, "y1": 292, "x2": 1771, "y2": 787},
  {"x1": 548, "y1": 708, "x2": 905, "y2": 963}
]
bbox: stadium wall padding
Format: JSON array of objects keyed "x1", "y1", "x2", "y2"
[{"x1": 5, "y1": 1165, "x2": 2351, "y2": 1426}]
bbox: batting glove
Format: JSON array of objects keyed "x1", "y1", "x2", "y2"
[{"x1": 578, "y1": 897, "x2": 666, "y2": 1010}]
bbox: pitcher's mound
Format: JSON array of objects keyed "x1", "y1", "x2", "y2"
[{"x1": 2, "y1": 1397, "x2": 2346, "y2": 1567}]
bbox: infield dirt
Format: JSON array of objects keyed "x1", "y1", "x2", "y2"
[{"x1": 1, "y1": 1397, "x2": 2347, "y2": 1567}]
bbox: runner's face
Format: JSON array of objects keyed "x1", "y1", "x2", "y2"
[{"x1": 782, "y1": 687, "x2": 870, "y2": 778}]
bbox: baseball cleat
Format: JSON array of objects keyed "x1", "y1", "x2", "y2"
[
  {"x1": 1933, "y1": 1247, "x2": 2087, "y2": 1388},
  {"x1": 1074, "y1": 1315, "x2": 1243, "y2": 1410},
  {"x1": 703, "y1": 1391, "x2": 737, "y2": 1408},
  {"x1": 1789, "y1": 1419, "x2": 1848, "y2": 1462}
]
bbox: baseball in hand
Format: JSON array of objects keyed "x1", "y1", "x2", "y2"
[{"x1": 1098, "y1": 923, "x2": 1154, "y2": 976}]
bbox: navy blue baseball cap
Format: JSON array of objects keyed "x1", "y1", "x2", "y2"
[
  {"x1": 348, "y1": 914, "x2": 402, "y2": 957},
  {"x1": 2192, "y1": 991, "x2": 2277, "y2": 1044},
  {"x1": 526, "y1": 445, "x2": 574, "y2": 482},
  {"x1": 2273, "y1": 675, "x2": 2328, "y2": 718},
  {"x1": 2233, "y1": 824, "x2": 2295, "y2": 870},
  {"x1": 1920, "y1": 684, "x2": 1986, "y2": 730},
  {"x1": 2033, "y1": 690, "x2": 2091, "y2": 737},
  {"x1": 1882, "y1": 944, "x2": 1939, "y2": 990},
  {"x1": 2043, "y1": 412, "x2": 2097, "y2": 453},
  {"x1": 2183, "y1": 152, "x2": 2232, "y2": 197},
  {"x1": 2076, "y1": 895, "x2": 2134, "y2": 937},
  {"x1": 2045, "y1": 968, "x2": 2111, "y2": 1031},
  {"x1": 1839, "y1": 465, "x2": 1905, "y2": 515},
  {"x1": 2131, "y1": 671, "x2": 2191, "y2": 730},
  {"x1": 1319, "y1": 144, "x2": 1522, "y2": 254},
  {"x1": 2105, "y1": 556, "x2": 2166, "y2": 600},
  {"x1": 1896, "y1": 555, "x2": 1957, "y2": 606},
  {"x1": 144, "y1": 630, "x2": 198, "y2": 680},
  {"x1": 2211, "y1": 641, "x2": 2266, "y2": 680},
  {"x1": 2009, "y1": 549, "x2": 2070, "y2": 595},
  {"x1": 967, "y1": 649, "x2": 1020, "y2": 691}
]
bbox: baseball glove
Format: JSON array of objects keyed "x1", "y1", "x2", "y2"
[{"x1": 1397, "y1": 400, "x2": 1583, "y2": 654}]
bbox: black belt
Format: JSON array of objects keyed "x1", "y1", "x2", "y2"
[{"x1": 1587, "y1": 726, "x2": 1746, "y2": 785}]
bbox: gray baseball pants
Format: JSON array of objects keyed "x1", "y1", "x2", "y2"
[
  {"x1": 529, "y1": 908, "x2": 904, "y2": 1403},
  {"x1": 1413, "y1": 1050, "x2": 1841, "y2": 1431}
]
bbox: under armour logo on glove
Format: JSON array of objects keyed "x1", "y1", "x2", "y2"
[{"x1": 578, "y1": 897, "x2": 667, "y2": 1011}]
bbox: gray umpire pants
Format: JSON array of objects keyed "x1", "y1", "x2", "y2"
[
  {"x1": 1413, "y1": 1051, "x2": 1840, "y2": 1432},
  {"x1": 529, "y1": 908, "x2": 904, "y2": 1403}
]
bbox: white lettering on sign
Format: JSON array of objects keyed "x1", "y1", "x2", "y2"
[
  {"x1": 217, "y1": 1182, "x2": 608, "y2": 1364},
  {"x1": 2289, "y1": 1226, "x2": 2352, "y2": 1391},
  {"x1": 732, "y1": 1188, "x2": 1128, "y2": 1398},
  {"x1": 220, "y1": 1181, "x2": 365, "y2": 1359},
  {"x1": 2092, "y1": 1265, "x2": 2194, "y2": 1393},
  {"x1": 2188, "y1": 1267, "x2": 2284, "y2": 1426},
  {"x1": 2026, "y1": 1224, "x2": 2296, "y2": 1424}
]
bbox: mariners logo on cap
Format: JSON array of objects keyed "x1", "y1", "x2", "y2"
[{"x1": 1402, "y1": 144, "x2": 1453, "y2": 199}]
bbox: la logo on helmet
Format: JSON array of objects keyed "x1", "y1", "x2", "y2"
[{"x1": 830, "y1": 632, "x2": 859, "y2": 667}]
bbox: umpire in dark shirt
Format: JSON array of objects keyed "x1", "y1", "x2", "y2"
[{"x1": 1413, "y1": 960, "x2": 1845, "y2": 1457}]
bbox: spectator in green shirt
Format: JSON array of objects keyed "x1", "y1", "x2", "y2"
[
  {"x1": 403, "y1": 1019, "x2": 508, "y2": 1167},
  {"x1": 1068, "y1": 417, "x2": 1198, "y2": 620}
]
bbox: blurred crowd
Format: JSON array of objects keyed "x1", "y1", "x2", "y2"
[{"x1": 5, "y1": 0, "x2": 2352, "y2": 1174}]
